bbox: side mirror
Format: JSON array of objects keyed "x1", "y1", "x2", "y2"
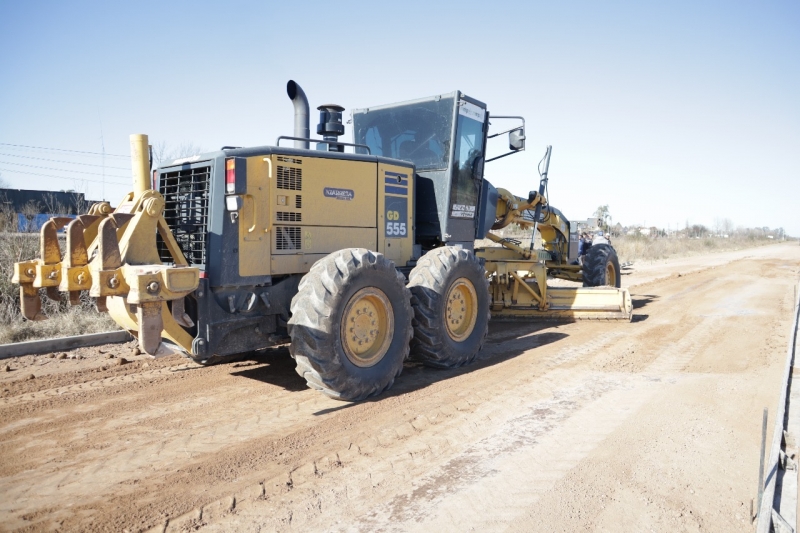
[{"x1": 509, "y1": 128, "x2": 525, "y2": 151}]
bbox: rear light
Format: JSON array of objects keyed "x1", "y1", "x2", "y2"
[
  {"x1": 152, "y1": 169, "x2": 159, "y2": 190},
  {"x1": 226, "y1": 159, "x2": 236, "y2": 193}
]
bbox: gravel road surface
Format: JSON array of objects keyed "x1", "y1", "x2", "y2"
[{"x1": 1, "y1": 243, "x2": 798, "y2": 532}]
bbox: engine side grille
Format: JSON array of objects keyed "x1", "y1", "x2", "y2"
[
  {"x1": 276, "y1": 227, "x2": 301, "y2": 250},
  {"x1": 295, "y1": 195, "x2": 302, "y2": 208},
  {"x1": 157, "y1": 165, "x2": 211, "y2": 265},
  {"x1": 277, "y1": 156, "x2": 302, "y2": 164},
  {"x1": 276, "y1": 166, "x2": 302, "y2": 190},
  {"x1": 276, "y1": 212, "x2": 302, "y2": 222}
]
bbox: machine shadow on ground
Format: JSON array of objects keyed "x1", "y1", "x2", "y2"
[
  {"x1": 227, "y1": 320, "x2": 569, "y2": 415},
  {"x1": 389, "y1": 325, "x2": 570, "y2": 396},
  {"x1": 229, "y1": 346, "x2": 308, "y2": 392},
  {"x1": 632, "y1": 294, "x2": 659, "y2": 310}
]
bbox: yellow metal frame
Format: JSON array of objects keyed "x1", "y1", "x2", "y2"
[
  {"x1": 12, "y1": 134, "x2": 200, "y2": 356},
  {"x1": 478, "y1": 248, "x2": 633, "y2": 320},
  {"x1": 480, "y1": 184, "x2": 631, "y2": 320}
]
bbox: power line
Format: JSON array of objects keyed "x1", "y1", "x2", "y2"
[
  {"x1": 0, "y1": 152, "x2": 131, "y2": 170},
  {"x1": 0, "y1": 160, "x2": 130, "y2": 179},
  {"x1": 0, "y1": 142, "x2": 129, "y2": 158},
  {"x1": 0, "y1": 168, "x2": 130, "y2": 186}
]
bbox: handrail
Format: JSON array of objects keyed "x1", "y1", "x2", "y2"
[{"x1": 275, "y1": 136, "x2": 371, "y2": 154}]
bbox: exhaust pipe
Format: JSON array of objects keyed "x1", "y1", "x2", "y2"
[{"x1": 286, "y1": 80, "x2": 310, "y2": 149}]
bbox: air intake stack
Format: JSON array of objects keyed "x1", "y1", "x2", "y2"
[{"x1": 316, "y1": 104, "x2": 345, "y2": 152}]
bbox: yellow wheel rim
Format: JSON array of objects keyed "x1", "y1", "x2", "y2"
[
  {"x1": 341, "y1": 287, "x2": 394, "y2": 368},
  {"x1": 606, "y1": 263, "x2": 617, "y2": 287},
  {"x1": 445, "y1": 278, "x2": 478, "y2": 342}
]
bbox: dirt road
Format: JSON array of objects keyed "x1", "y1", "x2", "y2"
[{"x1": 1, "y1": 243, "x2": 798, "y2": 532}]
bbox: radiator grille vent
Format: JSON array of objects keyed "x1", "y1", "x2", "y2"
[
  {"x1": 295, "y1": 195, "x2": 302, "y2": 208},
  {"x1": 276, "y1": 227, "x2": 302, "y2": 250},
  {"x1": 277, "y1": 166, "x2": 302, "y2": 190},
  {"x1": 157, "y1": 165, "x2": 210, "y2": 265},
  {"x1": 277, "y1": 212, "x2": 302, "y2": 222},
  {"x1": 277, "y1": 156, "x2": 302, "y2": 164}
]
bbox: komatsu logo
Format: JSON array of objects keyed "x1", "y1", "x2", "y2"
[{"x1": 323, "y1": 187, "x2": 355, "y2": 201}]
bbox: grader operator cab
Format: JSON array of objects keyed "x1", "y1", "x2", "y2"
[{"x1": 13, "y1": 81, "x2": 632, "y2": 401}]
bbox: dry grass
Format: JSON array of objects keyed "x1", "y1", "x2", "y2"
[
  {"x1": 478, "y1": 230, "x2": 782, "y2": 264},
  {"x1": 610, "y1": 234, "x2": 779, "y2": 264},
  {"x1": 0, "y1": 231, "x2": 119, "y2": 345}
]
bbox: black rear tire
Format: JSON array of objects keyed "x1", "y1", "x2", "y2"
[
  {"x1": 288, "y1": 248, "x2": 413, "y2": 401},
  {"x1": 582, "y1": 244, "x2": 621, "y2": 287},
  {"x1": 407, "y1": 246, "x2": 490, "y2": 368}
]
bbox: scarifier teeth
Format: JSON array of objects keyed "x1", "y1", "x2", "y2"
[
  {"x1": 20, "y1": 285, "x2": 45, "y2": 321},
  {"x1": 137, "y1": 302, "x2": 164, "y2": 356}
]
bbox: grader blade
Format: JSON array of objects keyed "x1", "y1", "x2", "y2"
[{"x1": 491, "y1": 285, "x2": 633, "y2": 321}]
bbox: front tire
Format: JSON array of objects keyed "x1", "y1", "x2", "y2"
[
  {"x1": 288, "y1": 248, "x2": 413, "y2": 401},
  {"x1": 582, "y1": 244, "x2": 621, "y2": 287},
  {"x1": 407, "y1": 247, "x2": 490, "y2": 368}
]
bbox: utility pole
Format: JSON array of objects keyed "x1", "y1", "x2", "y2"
[{"x1": 99, "y1": 114, "x2": 106, "y2": 201}]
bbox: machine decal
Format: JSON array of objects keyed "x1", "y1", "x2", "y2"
[
  {"x1": 458, "y1": 101, "x2": 486, "y2": 122},
  {"x1": 384, "y1": 170, "x2": 408, "y2": 195},
  {"x1": 384, "y1": 176, "x2": 408, "y2": 186},
  {"x1": 385, "y1": 196, "x2": 408, "y2": 237},
  {"x1": 450, "y1": 204, "x2": 476, "y2": 219},
  {"x1": 323, "y1": 187, "x2": 354, "y2": 201},
  {"x1": 385, "y1": 185, "x2": 407, "y2": 196}
]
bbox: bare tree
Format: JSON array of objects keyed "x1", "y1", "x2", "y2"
[
  {"x1": 0, "y1": 192, "x2": 15, "y2": 233},
  {"x1": 42, "y1": 193, "x2": 68, "y2": 216},
  {"x1": 593, "y1": 205, "x2": 611, "y2": 232},
  {"x1": 722, "y1": 218, "x2": 734, "y2": 236},
  {"x1": 152, "y1": 141, "x2": 205, "y2": 164},
  {"x1": 19, "y1": 200, "x2": 41, "y2": 233}
]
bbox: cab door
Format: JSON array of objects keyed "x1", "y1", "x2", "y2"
[{"x1": 445, "y1": 98, "x2": 488, "y2": 245}]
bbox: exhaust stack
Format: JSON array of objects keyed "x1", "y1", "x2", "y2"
[{"x1": 286, "y1": 80, "x2": 310, "y2": 149}]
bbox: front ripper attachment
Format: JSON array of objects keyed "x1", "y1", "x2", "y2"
[
  {"x1": 12, "y1": 133, "x2": 200, "y2": 358},
  {"x1": 13, "y1": 216, "x2": 84, "y2": 321},
  {"x1": 88, "y1": 189, "x2": 199, "y2": 356}
]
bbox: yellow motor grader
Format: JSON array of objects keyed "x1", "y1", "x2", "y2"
[{"x1": 13, "y1": 81, "x2": 631, "y2": 400}]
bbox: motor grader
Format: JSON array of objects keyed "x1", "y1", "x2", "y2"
[{"x1": 13, "y1": 81, "x2": 631, "y2": 401}]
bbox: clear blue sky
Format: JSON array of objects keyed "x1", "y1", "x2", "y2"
[{"x1": 1, "y1": 0, "x2": 798, "y2": 234}]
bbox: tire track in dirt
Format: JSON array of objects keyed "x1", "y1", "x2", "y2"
[
  {"x1": 329, "y1": 315, "x2": 725, "y2": 532},
  {"x1": 197, "y1": 257, "x2": 793, "y2": 532},
  {"x1": 185, "y1": 334, "x2": 649, "y2": 533},
  {"x1": 2, "y1": 251, "x2": 797, "y2": 532}
]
